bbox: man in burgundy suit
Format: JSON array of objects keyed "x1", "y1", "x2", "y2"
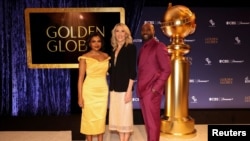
[{"x1": 136, "y1": 22, "x2": 171, "y2": 141}]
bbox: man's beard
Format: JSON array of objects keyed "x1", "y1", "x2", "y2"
[{"x1": 142, "y1": 34, "x2": 152, "y2": 41}]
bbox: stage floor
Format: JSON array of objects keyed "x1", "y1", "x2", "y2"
[
  {"x1": 0, "y1": 125, "x2": 207, "y2": 141},
  {"x1": 0, "y1": 131, "x2": 72, "y2": 141},
  {"x1": 102, "y1": 124, "x2": 207, "y2": 141},
  {"x1": 73, "y1": 124, "x2": 207, "y2": 141}
]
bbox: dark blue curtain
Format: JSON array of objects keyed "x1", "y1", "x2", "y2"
[{"x1": 0, "y1": 0, "x2": 145, "y2": 116}]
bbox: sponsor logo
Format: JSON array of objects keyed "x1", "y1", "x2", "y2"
[
  {"x1": 209, "y1": 97, "x2": 234, "y2": 102},
  {"x1": 244, "y1": 96, "x2": 250, "y2": 102},
  {"x1": 133, "y1": 39, "x2": 142, "y2": 43},
  {"x1": 189, "y1": 79, "x2": 209, "y2": 83},
  {"x1": 208, "y1": 19, "x2": 216, "y2": 27},
  {"x1": 187, "y1": 57, "x2": 192, "y2": 65},
  {"x1": 219, "y1": 59, "x2": 244, "y2": 64},
  {"x1": 190, "y1": 96, "x2": 198, "y2": 103},
  {"x1": 144, "y1": 20, "x2": 161, "y2": 25},
  {"x1": 205, "y1": 57, "x2": 212, "y2": 65},
  {"x1": 234, "y1": 36, "x2": 241, "y2": 45},
  {"x1": 132, "y1": 98, "x2": 139, "y2": 102},
  {"x1": 226, "y1": 21, "x2": 237, "y2": 25},
  {"x1": 220, "y1": 78, "x2": 233, "y2": 84},
  {"x1": 205, "y1": 37, "x2": 218, "y2": 44},
  {"x1": 184, "y1": 39, "x2": 196, "y2": 43},
  {"x1": 226, "y1": 21, "x2": 250, "y2": 25},
  {"x1": 245, "y1": 76, "x2": 250, "y2": 83}
]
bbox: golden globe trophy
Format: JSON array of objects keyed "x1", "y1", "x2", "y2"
[{"x1": 160, "y1": 3, "x2": 197, "y2": 138}]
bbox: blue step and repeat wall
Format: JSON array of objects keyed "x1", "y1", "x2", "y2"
[{"x1": 132, "y1": 7, "x2": 250, "y2": 109}]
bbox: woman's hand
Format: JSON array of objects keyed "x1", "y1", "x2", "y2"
[
  {"x1": 124, "y1": 91, "x2": 132, "y2": 103},
  {"x1": 78, "y1": 97, "x2": 84, "y2": 108}
]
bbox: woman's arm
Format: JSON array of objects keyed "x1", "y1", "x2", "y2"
[{"x1": 77, "y1": 58, "x2": 86, "y2": 108}]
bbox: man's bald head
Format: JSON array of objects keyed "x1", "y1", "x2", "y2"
[{"x1": 141, "y1": 22, "x2": 155, "y2": 41}]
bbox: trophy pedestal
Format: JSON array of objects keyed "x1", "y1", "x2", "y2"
[{"x1": 161, "y1": 116, "x2": 196, "y2": 138}]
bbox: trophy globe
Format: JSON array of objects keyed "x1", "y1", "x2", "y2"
[{"x1": 161, "y1": 3, "x2": 196, "y2": 55}]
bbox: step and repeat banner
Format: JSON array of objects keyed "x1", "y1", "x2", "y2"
[{"x1": 132, "y1": 7, "x2": 250, "y2": 109}]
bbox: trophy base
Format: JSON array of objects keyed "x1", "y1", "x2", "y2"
[{"x1": 160, "y1": 116, "x2": 196, "y2": 138}]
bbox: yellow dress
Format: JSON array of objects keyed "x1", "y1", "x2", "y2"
[{"x1": 78, "y1": 56, "x2": 110, "y2": 135}]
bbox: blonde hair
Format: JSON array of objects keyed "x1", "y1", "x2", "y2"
[{"x1": 110, "y1": 23, "x2": 133, "y2": 51}]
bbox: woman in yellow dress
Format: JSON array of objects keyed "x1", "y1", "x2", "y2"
[{"x1": 77, "y1": 32, "x2": 110, "y2": 141}]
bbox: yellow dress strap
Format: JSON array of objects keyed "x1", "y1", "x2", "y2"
[{"x1": 78, "y1": 56, "x2": 87, "y2": 61}]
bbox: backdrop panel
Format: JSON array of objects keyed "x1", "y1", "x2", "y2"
[
  {"x1": 25, "y1": 8, "x2": 124, "y2": 68},
  {"x1": 132, "y1": 7, "x2": 250, "y2": 109}
]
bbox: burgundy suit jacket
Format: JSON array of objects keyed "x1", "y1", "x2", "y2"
[{"x1": 136, "y1": 38, "x2": 171, "y2": 98}]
